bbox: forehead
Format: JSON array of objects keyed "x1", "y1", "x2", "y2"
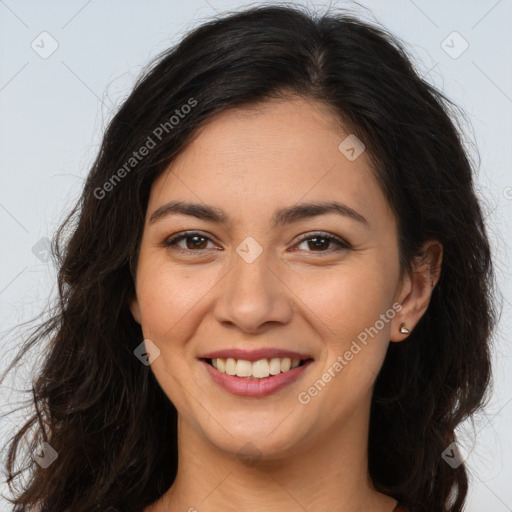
[{"x1": 149, "y1": 97, "x2": 394, "y2": 233}]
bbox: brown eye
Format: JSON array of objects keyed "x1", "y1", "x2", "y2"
[
  {"x1": 183, "y1": 235, "x2": 208, "y2": 250},
  {"x1": 294, "y1": 232, "x2": 350, "y2": 253},
  {"x1": 164, "y1": 231, "x2": 217, "y2": 253}
]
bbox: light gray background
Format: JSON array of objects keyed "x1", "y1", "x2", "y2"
[{"x1": 0, "y1": 1, "x2": 511, "y2": 510}]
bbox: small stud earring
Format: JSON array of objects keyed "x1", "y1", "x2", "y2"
[{"x1": 399, "y1": 323, "x2": 410, "y2": 334}]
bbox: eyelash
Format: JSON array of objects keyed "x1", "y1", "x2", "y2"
[{"x1": 163, "y1": 230, "x2": 350, "y2": 255}]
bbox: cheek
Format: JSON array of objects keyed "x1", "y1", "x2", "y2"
[
  {"x1": 134, "y1": 258, "x2": 214, "y2": 410},
  {"x1": 298, "y1": 263, "x2": 395, "y2": 341},
  {"x1": 299, "y1": 260, "x2": 397, "y2": 403},
  {"x1": 135, "y1": 255, "x2": 220, "y2": 340}
]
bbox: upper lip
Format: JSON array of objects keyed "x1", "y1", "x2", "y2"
[{"x1": 200, "y1": 348, "x2": 313, "y2": 362}]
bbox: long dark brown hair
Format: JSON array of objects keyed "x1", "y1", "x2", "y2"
[{"x1": 1, "y1": 4, "x2": 498, "y2": 511}]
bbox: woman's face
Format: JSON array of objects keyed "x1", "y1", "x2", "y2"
[{"x1": 130, "y1": 96, "x2": 411, "y2": 459}]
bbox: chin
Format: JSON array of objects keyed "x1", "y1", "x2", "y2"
[{"x1": 195, "y1": 414, "x2": 312, "y2": 461}]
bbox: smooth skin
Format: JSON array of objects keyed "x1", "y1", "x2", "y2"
[{"x1": 131, "y1": 95, "x2": 443, "y2": 512}]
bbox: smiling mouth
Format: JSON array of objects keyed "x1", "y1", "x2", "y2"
[{"x1": 204, "y1": 357, "x2": 312, "y2": 379}]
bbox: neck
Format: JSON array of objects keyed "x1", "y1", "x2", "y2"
[{"x1": 149, "y1": 398, "x2": 397, "y2": 512}]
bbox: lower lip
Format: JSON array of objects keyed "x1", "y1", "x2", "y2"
[{"x1": 202, "y1": 359, "x2": 312, "y2": 397}]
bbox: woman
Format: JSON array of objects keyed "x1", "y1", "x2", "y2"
[{"x1": 1, "y1": 4, "x2": 497, "y2": 512}]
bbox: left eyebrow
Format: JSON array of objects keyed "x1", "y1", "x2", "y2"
[
  {"x1": 149, "y1": 199, "x2": 370, "y2": 229},
  {"x1": 272, "y1": 200, "x2": 370, "y2": 229}
]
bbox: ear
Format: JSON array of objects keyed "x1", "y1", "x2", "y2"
[
  {"x1": 129, "y1": 292, "x2": 142, "y2": 325},
  {"x1": 390, "y1": 239, "x2": 443, "y2": 342}
]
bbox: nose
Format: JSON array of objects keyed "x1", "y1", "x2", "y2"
[{"x1": 213, "y1": 246, "x2": 293, "y2": 334}]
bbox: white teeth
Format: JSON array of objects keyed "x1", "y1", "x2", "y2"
[
  {"x1": 235, "y1": 359, "x2": 252, "y2": 377},
  {"x1": 225, "y1": 358, "x2": 237, "y2": 375},
  {"x1": 269, "y1": 358, "x2": 281, "y2": 375},
  {"x1": 210, "y1": 356, "x2": 307, "y2": 379},
  {"x1": 252, "y1": 359, "x2": 270, "y2": 378}
]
